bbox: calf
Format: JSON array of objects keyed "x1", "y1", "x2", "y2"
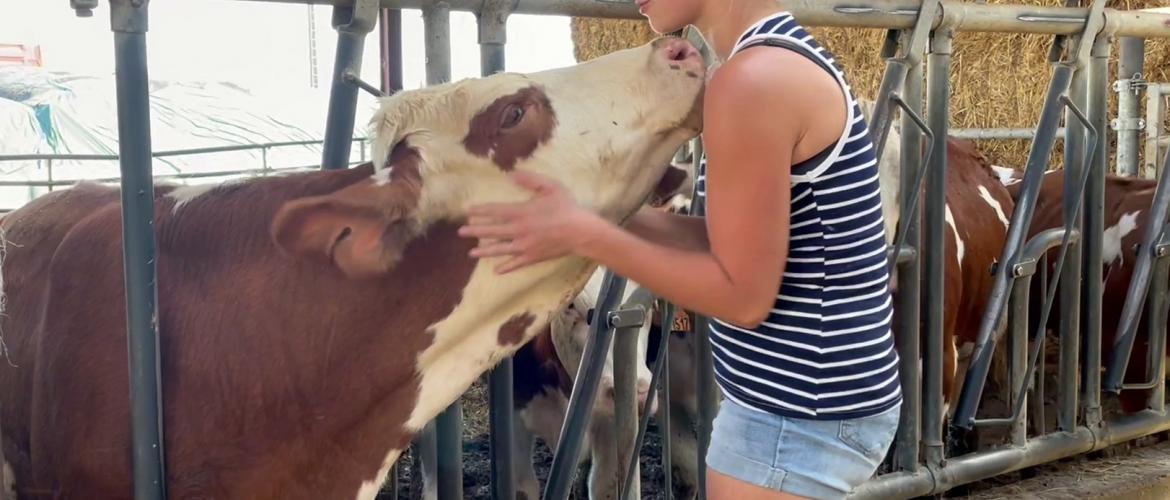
[
  {"x1": 0, "y1": 37, "x2": 706, "y2": 500},
  {"x1": 858, "y1": 99, "x2": 1016, "y2": 421},
  {"x1": 991, "y1": 166, "x2": 1165, "y2": 413}
]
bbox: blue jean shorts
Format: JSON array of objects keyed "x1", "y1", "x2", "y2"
[{"x1": 705, "y1": 397, "x2": 901, "y2": 499}]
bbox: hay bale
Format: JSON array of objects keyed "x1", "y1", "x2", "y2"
[{"x1": 569, "y1": 0, "x2": 1170, "y2": 171}]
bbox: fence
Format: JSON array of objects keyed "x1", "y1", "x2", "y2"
[{"x1": 27, "y1": 1, "x2": 1170, "y2": 500}]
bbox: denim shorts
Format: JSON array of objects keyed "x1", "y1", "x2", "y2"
[{"x1": 705, "y1": 397, "x2": 901, "y2": 499}]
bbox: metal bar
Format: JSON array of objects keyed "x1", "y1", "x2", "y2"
[
  {"x1": 543, "y1": 272, "x2": 628, "y2": 500},
  {"x1": 622, "y1": 299, "x2": 671, "y2": 497},
  {"x1": 379, "y1": 7, "x2": 403, "y2": 94},
  {"x1": 892, "y1": 61, "x2": 923, "y2": 473},
  {"x1": 1145, "y1": 229, "x2": 1170, "y2": 411},
  {"x1": 612, "y1": 290, "x2": 649, "y2": 500},
  {"x1": 922, "y1": 27, "x2": 950, "y2": 467},
  {"x1": 1081, "y1": 35, "x2": 1109, "y2": 426},
  {"x1": 343, "y1": 69, "x2": 386, "y2": 97},
  {"x1": 108, "y1": 1, "x2": 167, "y2": 499},
  {"x1": 228, "y1": 0, "x2": 1170, "y2": 38},
  {"x1": 686, "y1": 144, "x2": 719, "y2": 500},
  {"x1": 849, "y1": 407, "x2": 1170, "y2": 499},
  {"x1": 420, "y1": 4, "x2": 462, "y2": 499},
  {"x1": 952, "y1": 62, "x2": 1078, "y2": 431},
  {"x1": 1146, "y1": 85, "x2": 1165, "y2": 179},
  {"x1": 1106, "y1": 126, "x2": 1170, "y2": 394},
  {"x1": 1058, "y1": 55, "x2": 1086, "y2": 433},
  {"x1": 476, "y1": 4, "x2": 514, "y2": 499},
  {"x1": 416, "y1": 422, "x2": 439, "y2": 499},
  {"x1": 321, "y1": 0, "x2": 378, "y2": 170},
  {"x1": 951, "y1": 127, "x2": 1067, "y2": 140},
  {"x1": 1009, "y1": 246, "x2": 1030, "y2": 446},
  {"x1": 422, "y1": 1, "x2": 451, "y2": 87},
  {"x1": 868, "y1": 0, "x2": 941, "y2": 163},
  {"x1": 45, "y1": 159, "x2": 53, "y2": 193},
  {"x1": 1115, "y1": 36, "x2": 1145, "y2": 177},
  {"x1": 0, "y1": 137, "x2": 368, "y2": 162}
]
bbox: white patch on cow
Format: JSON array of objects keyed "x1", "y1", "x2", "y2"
[
  {"x1": 945, "y1": 203, "x2": 964, "y2": 268},
  {"x1": 977, "y1": 185, "x2": 1010, "y2": 228},
  {"x1": 990, "y1": 165, "x2": 1021, "y2": 186},
  {"x1": 168, "y1": 181, "x2": 231, "y2": 213},
  {"x1": 371, "y1": 167, "x2": 394, "y2": 186},
  {"x1": 1103, "y1": 210, "x2": 1141, "y2": 266},
  {"x1": 354, "y1": 448, "x2": 403, "y2": 500}
]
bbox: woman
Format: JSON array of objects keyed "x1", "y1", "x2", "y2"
[{"x1": 458, "y1": 1, "x2": 902, "y2": 498}]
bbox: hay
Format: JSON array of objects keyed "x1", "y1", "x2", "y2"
[{"x1": 569, "y1": 0, "x2": 1170, "y2": 171}]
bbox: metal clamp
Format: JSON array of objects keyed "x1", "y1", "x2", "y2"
[
  {"x1": 333, "y1": 0, "x2": 379, "y2": 34},
  {"x1": 608, "y1": 306, "x2": 647, "y2": 329}
]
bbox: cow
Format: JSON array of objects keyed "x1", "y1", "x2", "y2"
[
  {"x1": 990, "y1": 165, "x2": 1167, "y2": 414},
  {"x1": 0, "y1": 36, "x2": 706, "y2": 500},
  {"x1": 857, "y1": 99, "x2": 1016, "y2": 426}
]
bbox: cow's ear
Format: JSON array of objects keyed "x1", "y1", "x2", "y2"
[
  {"x1": 648, "y1": 164, "x2": 691, "y2": 207},
  {"x1": 271, "y1": 178, "x2": 419, "y2": 279}
]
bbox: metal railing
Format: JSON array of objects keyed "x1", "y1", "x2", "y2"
[{"x1": 29, "y1": 2, "x2": 1170, "y2": 500}]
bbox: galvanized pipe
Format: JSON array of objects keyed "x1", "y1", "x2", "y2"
[
  {"x1": 1146, "y1": 85, "x2": 1166, "y2": 179},
  {"x1": 1145, "y1": 229, "x2": 1170, "y2": 411},
  {"x1": 952, "y1": 61, "x2": 1078, "y2": 431},
  {"x1": 416, "y1": 422, "x2": 439, "y2": 499},
  {"x1": 687, "y1": 152, "x2": 719, "y2": 500},
  {"x1": 378, "y1": 8, "x2": 403, "y2": 93},
  {"x1": 1105, "y1": 124, "x2": 1170, "y2": 395},
  {"x1": 321, "y1": 0, "x2": 379, "y2": 170},
  {"x1": 108, "y1": 2, "x2": 167, "y2": 498},
  {"x1": 623, "y1": 299, "x2": 674, "y2": 498},
  {"x1": 922, "y1": 28, "x2": 950, "y2": 467},
  {"x1": 893, "y1": 61, "x2": 924, "y2": 473},
  {"x1": 543, "y1": 272, "x2": 628, "y2": 500},
  {"x1": 611, "y1": 288, "x2": 650, "y2": 500},
  {"x1": 421, "y1": 5, "x2": 462, "y2": 499},
  {"x1": 1058, "y1": 57, "x2": 1087, "y2": 433},
  {"x1": 1115, "y1": 36, "x2": 1145, "y2": 177},
  {"x1": 868, "y1": 0, "x2": 940, "y2": 163},
  {"x1": 475, "y1": 4, "x2": 514, "y2": 498},
  {"x1": 1009, "y1": 246, "x2": 1032, "y2": 446},
  {"x1": 951, "y1": 128, "x2": 1067, "y2": 140},
  {"x1": 1081, "y1": 35, "x2": 1109, "y2": 426},
  {"x1": 231, "y1": 0, "x2": 1170, "y2": 38}
]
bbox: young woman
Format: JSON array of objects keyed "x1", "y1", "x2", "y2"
[{"x1": 458, "y1": 1, "x2": 902, "y2": 498}]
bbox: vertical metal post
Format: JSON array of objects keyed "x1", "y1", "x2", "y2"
[
  {"x1": 321, "y1": 0, "x2": 378, "y2": 170},
  {"x1": 1081, "y1": 35, "x2": 1109, "y2": 427},
  {"x1": 423, "y1": 2, "x2": 451, "y2": 87},
  {"x1": 544, "y1": 273, "x2": 628, "y2": 500},
  {"x1": 657, "y1": 303, "x2": 674, "y2": 500},
  {"x1": 612, "y1": 293, "x2": 646, "y2": 500},
  {"x1": 109, "y1": 1, "x2": 166, "y2": 498},
  {"x1": 45, "y1": 159, "x2": 54, "y2": 192},
  {"x1": 422, "y1": 5, "x2": 462, "y2": 499},
  {"x1": 893, "y1": 60, "x2": 924, "y2": 473},
  {"x1": 477, "y1": 4, "x2": 513, "y2": 498},
  {"x1": 416, "y1": 422, "x2": 438, "y2": 500},
  {"x1": 1115, "y1": 37, "x2": 1145, "y2": 177},
  {"x1": 687, "y1": 145, "x2": 719, "y2": 500},
  {"x1": 1146, "y1": 229, "x2": 1170, "y2": 412},
  {"x1": 1009, "y1": 271, "x2": 1030, "y2": 446},
  {"x1": 1146, "y1": 86, "x2": 1165, "y2": 180},
  {"x1": 922, "y1": 28, "x2": 950, "y2": 467},
  {"x1": 1059, "y1": 54, "x2": 1087, "y2": 433},
  {"x1": 378, "y1": 8, "x2": 403, "y2": 94}
]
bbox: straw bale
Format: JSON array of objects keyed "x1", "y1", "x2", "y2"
[{"x1": 569, "y1": 0, "x2": 1170, "y2": 172}]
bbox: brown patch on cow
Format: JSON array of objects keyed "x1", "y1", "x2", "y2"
[
  {"x1": 513, "y1": 326, "x2": 576, "y2": 407},
  {"x1": 271, "y1": 144, "x2": 424, "y2": 279},
  {"x1": 462, "y1": 86, "x2": 557, "y2": 171},
  {"x1": 646, "y1": 164, "x2": 690, "y2": 207},
  {"x1": 17, "y1": 162, "x2": 482, "y2": 498},
  {"x1": 498, "y1": 312, "x2": 536, "y2": 346}
]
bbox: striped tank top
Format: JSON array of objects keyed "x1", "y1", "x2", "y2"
[{"x1": 696, "y1": 11, "x2": 902, "y2": 420}]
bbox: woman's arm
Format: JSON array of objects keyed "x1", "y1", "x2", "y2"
[
  {"x1": 622, "y1": 207, "x2": 709, "y2": 252},
  {"x1": 459, "y1": 48, "x2": 845, "y2": 328}
]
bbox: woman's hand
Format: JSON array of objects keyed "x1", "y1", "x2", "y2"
[{"x1": 458, "y1": 169, "x2": 602, "y2": 274}]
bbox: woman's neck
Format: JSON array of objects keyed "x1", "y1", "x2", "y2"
[{"x1": 693, "y1": 2, "x2": 789, "y2": 62}]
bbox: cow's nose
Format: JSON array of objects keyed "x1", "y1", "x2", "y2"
[{"x1": 658, "y1": 37, "x2": 703, "y2": 74}]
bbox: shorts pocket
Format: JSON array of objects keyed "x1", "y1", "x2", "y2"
[{"x1": 837, "y1": 404, "x2": 900, "y2": 464}]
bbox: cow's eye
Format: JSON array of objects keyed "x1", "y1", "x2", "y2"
[{"x1": 501, "y1": 104, "x2": 525, "y2": 129}]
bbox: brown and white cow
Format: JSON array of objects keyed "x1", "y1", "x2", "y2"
[
  {"x1": 858, "y1": 99, "x2": 1016, "y2": 421},
  {"x1": 0, "y1": 37, "x2": 705, "y2": 500},
  {"x1": 991, "y1": 165, "x2": 1166, "y2": 413}
]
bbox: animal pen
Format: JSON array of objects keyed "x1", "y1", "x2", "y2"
[{"x1": 23, "y1": 0, "x2": 1170, "y2": 499}]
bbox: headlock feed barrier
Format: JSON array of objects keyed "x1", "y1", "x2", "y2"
[{"x1": 60, "y1": 1, "x2": 1170, "y2": 499}]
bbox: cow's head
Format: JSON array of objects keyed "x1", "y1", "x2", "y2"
[
  {"x1": 270, "y1": 37, "x2": 704, "y2": 279},
  {"x1": 551, "y1": 270, "x2": 659, "y2": 417}
]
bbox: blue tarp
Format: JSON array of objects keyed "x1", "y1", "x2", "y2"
[{"x1": 0, "y1": 65, "x2": 379, "y2": 210}]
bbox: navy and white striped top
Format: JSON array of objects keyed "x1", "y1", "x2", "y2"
[{"x1": 696, "y1": 11, "x2": 902, "y2": 420}]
